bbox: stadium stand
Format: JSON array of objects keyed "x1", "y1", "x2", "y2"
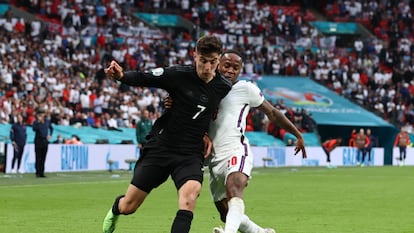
[{"x1": 0, "y1": 0, "x2": 413, "y2": 152}]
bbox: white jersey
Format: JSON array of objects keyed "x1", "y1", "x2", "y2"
[
  {"x1": 209, "y1": 80, "x2": 264, "y2": 159},
  {"x1": 208, "y1": 80, "x2": 264, "y2": 201}
]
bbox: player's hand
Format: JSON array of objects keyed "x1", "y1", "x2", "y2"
[
  {"x1": 203, "y1": 133, "x2": 212, "y2": 158},
  {"x1": 294, "y1": 136, "x2": 307, "y2": 158},
  {"x1": 104, "y1": 60, "x2": 124, "y2": 80},
  {"x1": 164, "y1": 95, "x2": 173, "y2": 109}
]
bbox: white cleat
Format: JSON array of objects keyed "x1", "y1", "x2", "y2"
[
  {"x1": 264, "y1": 228, "x2": 276, "y2": 233},
  {"x1": 18, "y1": 169, "x2": 25, "y2": 174},
  {"x1": 212, "y1": 226, "x2": 224, "y2": 233},
  {"x1": 11, "y1": 168, "x2": 17, "y2": 174}
]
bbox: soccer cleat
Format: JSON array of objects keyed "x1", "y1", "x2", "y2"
[
  {"x1": 103, "y1": 208, "x2": 119, "y2": 233},
  {"x1": 264, "y1": 228, "x2": 276, "y2": 233},
  {"x1": 212, "y1": 226, "x2": 224, "y2": 233},
  {"x1": 327, "y1": 164, "x2": 337, "y2": 169},
  {"x1": 11, "y1": 168, "x2": 16, "y2": 174}
]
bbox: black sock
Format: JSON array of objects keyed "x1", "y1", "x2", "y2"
[
  {"x1": 170, "y1": 209, "x2": 193, "y2": 233},
  {"x1": 112, "y1": 195, "x2": 124, "y2": 215}
]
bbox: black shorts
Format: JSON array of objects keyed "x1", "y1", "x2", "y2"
[{"x1": 130, "y1": 148, "x2": 204, "y2": 193}]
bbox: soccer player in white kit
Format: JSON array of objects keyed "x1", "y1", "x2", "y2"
[{"x1": 209, "y1": 50, "x2": 307, "y2": 233}]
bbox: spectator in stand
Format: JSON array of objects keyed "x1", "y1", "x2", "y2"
[
  {"x1": 70, "y1": 111, "x2": 86, "y2": 127},
  {"x1": 105, "y1": 112, "x2": 122, "y2": 132},
  {"x1": 394, "y1": 128, "x2": 411, "y2": 166},
  {"x1": 301, "y1": 112, "x2": 316, "y2": 133},
  {"x1": 53, "y1": 134, "x2": 65, "y2": 144},
  {"x1": 85, "y1": 111, "x2": 96, "y2": 127},
  {"x1": 3, "y1": 0, "x2": 414, "y2": 144}
]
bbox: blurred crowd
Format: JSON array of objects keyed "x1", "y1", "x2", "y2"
[{"x1": 1, "y1": 0, "x2": 414, "y2": 143}]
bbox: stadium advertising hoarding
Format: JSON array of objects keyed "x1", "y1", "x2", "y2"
[
  {"x1": 253, "y1": 146, "x2": 385, "y2": 167},
  {"x1": 5, "y1": 144, "x2": 140, "y2": 173},
  {"x1": 7, "y1": 144, "x2": 411, "y2": 174}
]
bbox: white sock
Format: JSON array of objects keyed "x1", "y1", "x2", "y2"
[
  {"x1": 224, "y1": 197, "x2": 245, "y2": 233},
  {"x1": 239, "y1": 214, "x2": 264, "y2": 233}
]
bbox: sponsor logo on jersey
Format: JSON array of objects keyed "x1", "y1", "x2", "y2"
[
  {"x1": 151, "y1": 67, "x2": 164, "y2": 76},
  {"x1": 200, "y1": 94, "x2": 208, "y2": 103}
]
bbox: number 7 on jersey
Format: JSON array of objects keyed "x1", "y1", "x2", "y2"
[{"x1": 192, "y1": 105, "x2": 206, "y2": 119}]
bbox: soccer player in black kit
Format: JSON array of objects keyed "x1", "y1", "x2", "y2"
[{"x1": 102, "y1": 35, "x2": 232, "y2": 233}]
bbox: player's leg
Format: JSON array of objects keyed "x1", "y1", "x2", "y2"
[
  {"x1": 171, "y1": 180, "x2": 201, "y2": 233},
  {"x1": 211, "y1": 198, "x2": 272, "y2": 233},
  {"x1": 103, "y1": 153, "x2": 169, "y2": 233},
  {"x1": 239, "y1": 215, "x2": 276, "y2": 233},
  {"x1": 209, "y1": 156, "x2": 229, "y2": 232},
  {"x1": 224, "y1": 171, "x2": 248, "y2": 233},
  {"x1": 103, "y1": 185, "x2": 148, "y2": 233},
  {"x1": 224, "y1": 145, "x2": 266, "y2": 233},
  {"x1": 171, "y1": 156, "x2": 204, "y2": 233}
]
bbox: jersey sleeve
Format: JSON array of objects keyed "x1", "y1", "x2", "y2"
[
  {"x1": 247, "y1": 81, "x2": 265, "y2": 107},
  {"x1": 120, "y1": 67, "x2": 176, "y2": 90}
]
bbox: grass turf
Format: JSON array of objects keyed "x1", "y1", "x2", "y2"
[{"x1": 0, "y1": 166, "x2": 413, "y2": 233}]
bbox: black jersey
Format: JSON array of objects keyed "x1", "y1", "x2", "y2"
[{"x1": 121, "y1": 65, "x2": 232, "y2": 156}]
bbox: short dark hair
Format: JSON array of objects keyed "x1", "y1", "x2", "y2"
[
  {"x1": 221, "y1": 49, "x2": 244, "y2": 61},
  {"x1": 195, "y1": 35, "x2": 223, "y2": 55}
]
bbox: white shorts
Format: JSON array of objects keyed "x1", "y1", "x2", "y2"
[{"x1": 208, "y1": 144, "x2": 253, "y2": 202}]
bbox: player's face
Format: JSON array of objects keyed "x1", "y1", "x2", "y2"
[
  {"x1": 194, "y1": 52, "x2": 220, "y2": 83},
  {"x1": 218, "y1": 53, "x2": 242, "y2": 84}
]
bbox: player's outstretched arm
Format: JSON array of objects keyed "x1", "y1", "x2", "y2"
[{"x1": 258, "y1": 99, "x2": 307, "y2": 158}]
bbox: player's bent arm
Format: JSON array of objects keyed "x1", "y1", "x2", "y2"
[
  {"x1": 258, "y1": 99, "x2": 307, "y2": 158},
  {"x1": 258, "y1": 100, "x2": 302, "y2": 139}
]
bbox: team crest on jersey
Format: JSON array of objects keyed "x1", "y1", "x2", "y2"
[
  {"x1": 151, "y1": 67, "x2": 164, "y2": 76},
  {"x1": 200, "y1": 94, "x2": 208, "y2": 103}
]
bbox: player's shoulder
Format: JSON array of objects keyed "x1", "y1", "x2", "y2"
[
  {"x1": 217, "y1": 73, "x2": 232, "y2": 87},
  {"x1": 234, "y1": 79, "x2": 258, "y2": 89},
  {"x1": 169, "y1": 65, "x2": 194, "y2": 73}
]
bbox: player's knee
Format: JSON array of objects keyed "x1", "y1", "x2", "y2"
[
  {"x1": 226, "y1": 180, "x2": 246, "y2": 198},
  {"x1": 179, "y1": 193, "x2": 199, "y2": 210},
  {"x1": 177, "y1": 190, "x2": 200, "y2": 210}
]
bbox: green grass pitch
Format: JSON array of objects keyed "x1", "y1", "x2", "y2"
[{"x1": 1, "y1": 166, "x2": 413, "y2": 233}]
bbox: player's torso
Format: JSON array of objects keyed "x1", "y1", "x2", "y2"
[
  {"x1": 153, "y1": 68, "x2": 231, "y2": 154},
  {"x1": 209, "y1": 81, "x2": 256, "y2": 151}
]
